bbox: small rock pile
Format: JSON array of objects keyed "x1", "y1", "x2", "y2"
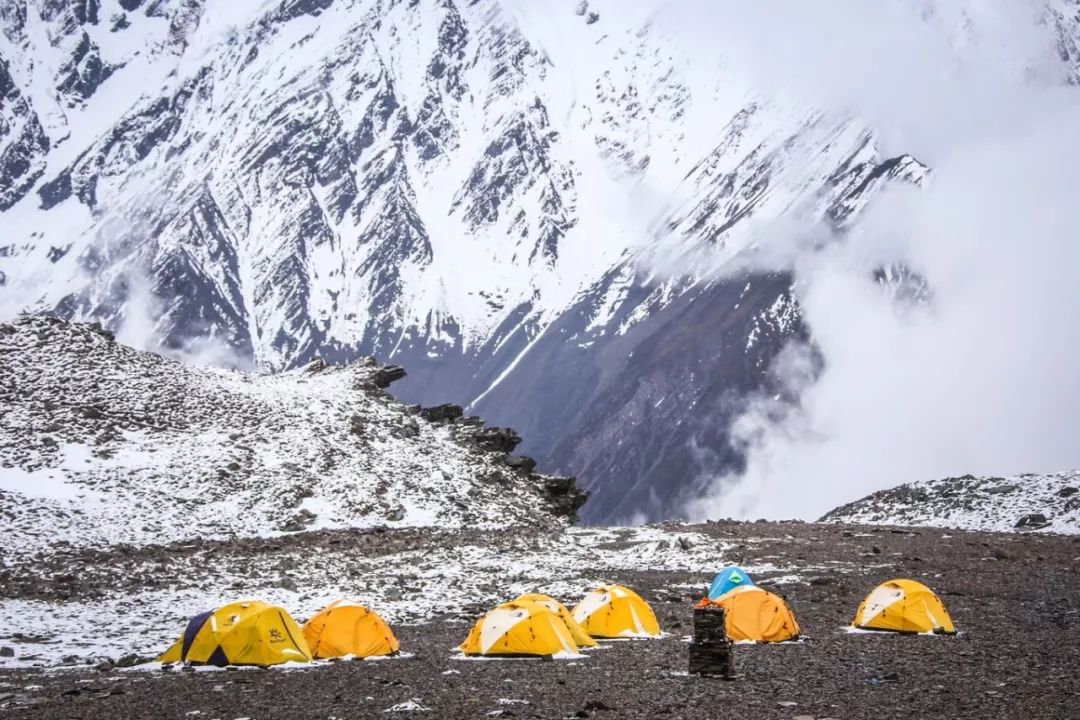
[{"x1": 687, "y1": 606, "x2": 735, "y2": 679}]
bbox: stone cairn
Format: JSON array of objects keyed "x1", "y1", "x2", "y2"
[{"x1": 688, "y1": 606, "x2": 735, "y2": 679}]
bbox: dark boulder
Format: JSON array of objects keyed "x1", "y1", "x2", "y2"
[
  {"x1": 419, "y1": 404, "x2": 463, "y2": 423},
  {"x1": 304, "y1": 357, "x2": 328, "y2": 373},
  {"x1": 1015, "y1": 513, "x2": 1049, "y2": 529},
  {"x1": 85, "y1": 321, "x2": 114, "y2": 341},
  {"x1": 470, "y1": 427, "x2": 521, "y2": 453},
  {"x1": 372, "y1": 365, "x2": 407, "y2": 388},
  {"x1": 114, "y1": 653, "x2": 149, "y2": 668},
  {"x1": 540, "y1": 476, "x2": 590, "y2": 519},
  {"x1": 503, "y1": 455, "x2": 536, "y2": 472}
]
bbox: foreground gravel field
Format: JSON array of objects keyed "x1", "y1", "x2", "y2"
[{"x1": 1, "y1": 521, "x2": 1077, "y2": 719}]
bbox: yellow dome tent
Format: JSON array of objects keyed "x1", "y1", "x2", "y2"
[
  {"x1": 571, "y1": 584, "x2": 661, "y2": 639},
  {"x1": 514, "y1": 593, "x2": 597, "y2": 648},
  {"x1": 159, "y1": 600, "x2": 312, "y2": 667},
  {"x1": 853, "y1": 579, "x2": 956, "y2": 634},
  {"x1": 460, "y1": 600, "x2": 581, "y2": 657},
  {"x1": 695, "y1": 585, "x2": 800, "y2": 643},
  {"x1": 302, "y1": 600, "x2": 400, "y2": 659}
]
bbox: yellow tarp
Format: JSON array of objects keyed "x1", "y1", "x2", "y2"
[
  {"x1": 854, "y1": 579, "x2": 956, "y2": 634},
  {"x1": 460, "y1": 600, "x2": 580, "y2": 657},
  {"x1": 303, "y1": 600, "x2": 400, "y2": 659},
  {"x1": 514, "y1": 593, "x2": 597, "y2": 648},
  {"x1": 158, "y1": 600, "x2": 311, "y2": 667},
  {"x1": 571, "y1": 584, "x2": 661, "y2": 639},
  {"x1": 696, "y1": 585, "x2": 800, "y2": 643}
]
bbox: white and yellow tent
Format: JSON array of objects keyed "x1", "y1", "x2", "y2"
[
  {"x1": 159, "y1": 600, "x2": 312, "y2": 667},
  {"x1": 514, "y1": 593, "x2": 596, "y2": 648},
  {"x1": 571, "y1": 584, "x2": 661, "y2": 639},
  {"x1": 460, "y1": 600, "x2": 581, "y2": 657},
  {"x1": 303, "y1": 600, "x2": 400, "y2": 659},
  {"x1": 853, "y1": 579, "x2": 956, "y2": 635}
]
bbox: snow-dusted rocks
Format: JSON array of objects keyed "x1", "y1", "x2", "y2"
[
  {"x1": 0, "y1": 316, "x2": 586, "y2": 556},
  {"x1": 820, "y1": 471, "x2": 1080, "y2": 535}
]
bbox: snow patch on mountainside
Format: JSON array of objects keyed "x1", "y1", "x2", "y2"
[{"x1": 820, "y1": 471, "x2": 1080, "y2": 535}]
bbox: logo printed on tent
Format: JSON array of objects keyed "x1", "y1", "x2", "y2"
[{"x1": 158, "y1": 600, "x2": 312, "y2": 667}]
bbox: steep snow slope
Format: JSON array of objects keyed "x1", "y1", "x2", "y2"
[
  {"x1": 821, "y1": 471, "x2": 1080, "y2": 534},
  {"x1": 0, "y1": 316, "x2": 586, "y2": 556},
  {"x1": 2, "y1": 0, "x2": 1075, "y2": 522}
]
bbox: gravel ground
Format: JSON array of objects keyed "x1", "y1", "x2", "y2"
[{"x1": 1, "y1": 521, "x2": 1078, "y2": 719}]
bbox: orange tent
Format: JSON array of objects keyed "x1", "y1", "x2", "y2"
[
  {"x1": 302, "y1": 600, "x2": 400, "y2": 659},
  {"x1": 695, "y1": 585, "x2": 800, "y2": 643}
]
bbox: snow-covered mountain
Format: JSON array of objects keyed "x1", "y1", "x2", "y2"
[
  {"x1": 0, "y1": 316, "x2": 586, "y2": 555},
  {"x1": 821, "y1": 471, "x2": 1080, "y2": 535},
  {"x1": 2, "y1": 0, "x2": 1077, "y2": 522}
]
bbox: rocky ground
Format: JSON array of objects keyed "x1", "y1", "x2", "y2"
[
  {"x1": 0, "y1": 317, "x2": 586, "y2": 555},
  {"x1": 1, "y1": 520, "x2": 1077, "y2": 719}
]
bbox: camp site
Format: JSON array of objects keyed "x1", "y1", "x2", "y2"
[
  {"x1": 1, "y1": 519, "x2": 1076, "y2": 719},
  {"x1": 3, "y1": 0, "x2": 1080, "y2": 717}
]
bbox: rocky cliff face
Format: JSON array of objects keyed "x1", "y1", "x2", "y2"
[
  {"x1": 0, "y1": 316, "x2": 586, "y2": 555},
  {"x1": 2, "y1": 0, "x2": 1075, "y2": 522}
]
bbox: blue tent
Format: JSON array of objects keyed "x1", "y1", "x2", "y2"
[{"x1": 707, "y1": 566, "x2": 754, "y2": 600}]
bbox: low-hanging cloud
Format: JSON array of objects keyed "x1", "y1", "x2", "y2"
[
  {"x1": 678, "y1": 0, "x2": 1080, "y2": 519},
  {"x1": 656, "y1": 0, "x2": 1066, "y2": 159},
  {"x1": 112, "y1": 263, "x2": 253, "y2": 371}
]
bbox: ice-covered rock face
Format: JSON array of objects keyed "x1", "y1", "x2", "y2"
[{"x1": 3, "y1": 0, "x2": 1070, "y2": 522}]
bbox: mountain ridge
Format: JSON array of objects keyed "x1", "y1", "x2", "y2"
[{"x1": 3, "y1": 0, "x2": 1077, "y2": 521}]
